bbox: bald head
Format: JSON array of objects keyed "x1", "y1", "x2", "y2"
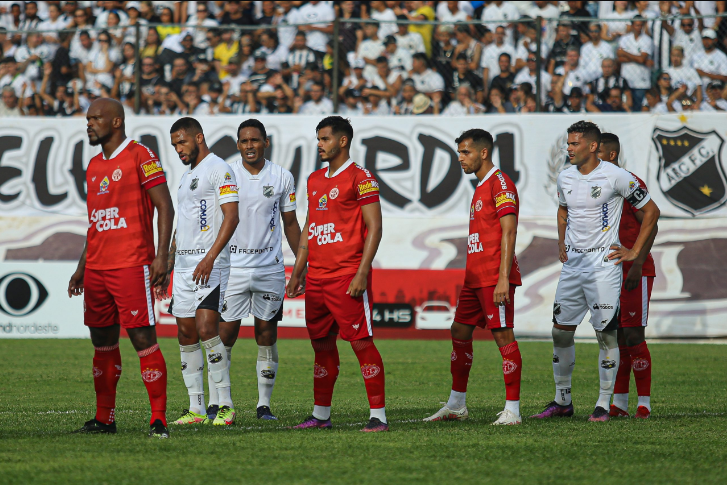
[
  {"x1": 86, "y1": 97, "x2": 126, "y2": 147},
  {"x1": 90, "y1": 97, "x2": 125, "y2": 120}
]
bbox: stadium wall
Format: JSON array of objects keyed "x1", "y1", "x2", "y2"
[{"x1": 1, "y1": 113, "x2": 725, "y2": 339}]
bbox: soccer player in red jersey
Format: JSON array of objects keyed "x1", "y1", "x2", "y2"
[
  {"x1": 286, "y1": 116, "x2": 388, "y2": 432},
  {"x1": 68, "y1": 98, "x2": 174, "y2": 438},
  {"x1": 599, "y1": 133, "x2": 657, "y2": 419},
  {"x1": 424, "y1": 128, "x2": 524, "y2": 425}
]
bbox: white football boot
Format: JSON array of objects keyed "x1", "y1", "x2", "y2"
[
  {"x1": 491, "y1": 409, "x2": 522, "y2": 425},
  {"x1": 423, "y1": 404, "x2": 469, "y2": 422}
]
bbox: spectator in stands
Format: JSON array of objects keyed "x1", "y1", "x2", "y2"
[
  {"x1": 485, "y1": 86, "x2": 514, "y2": 113},
  {"x1": 393, "y1": 79, "x2": 417, "y2": 115},
  {"x1": 362, "y1": 89, "x2": 390, "y2": 115},
  {"x1": 139, "y1": 1, "x2": 161, "y2": 24},
  {"x1": 580, "y1": 23, "x2": 614, "y2": 79},
  {"x1": 437, "y1": 1, "x2": 472, "y2": 23},
  {"x1": 156, "y1": 84, "x2": 184, "y2": 115},
  {"x1": 140, "y1": 27, "x2": 162, "y2": 58},
  {"x1": 402, "y1": 1, "x2": 435, "y2": 56},
  {"x1": 549, "y1": 84, "x2": 587, "y2": 113},
  {"x1": 410, "y1": 92, "x2": 433, "y2": 115},
  {"x1": 113, "y1": 42, "x2": 136, "y2": 101},
  {"x1": 248, "y1": 52, "x2": 273, "y2": 89},
  {"x1": 139, "y1": 57, "x2": 163, "y2": 100},
  {"x1": 169, "y1": 57, "x2": 193, "y2": 97},
  {"x1": 84, "y1": 31, "x2": 118, "y2": 91},
  {"x1": 257, "y1": 30, "x2": 288, "y2": 71},
  {"x1": 339, "y1": 88, "x2": 364, "y2": 115},
  {"x1": 157, "y1": 8, "x2": 181, "y2": 41},
  {"x1": 442, "y1": 84, "x2": 485, "y2": 115},
  {"x1": 296, "y1": 81, "x2": 333, "y2": 115},
  {"x1": 409, "y1": 52, "x2": 445, "y2": 108},
  {"x1": 617, "y1": 16, "x2": 653, "y2": 109},
  {"x1": 643, "y1": 87, "x2": 668, "y2": 113},
  {"x1": 431, "y1": 25, "x2": 455, "y2": 77},
  {"x1": 395, "y1": 17, "x2": 426, "y2": 56},
  {"x1": 701, "y1": 81, "x2": 727, "y2": 111},
  {"x1": 654, "y1": 71, "x2": 673, "y2": 103},
  {"x1": 266, "y1": 85, "x2": 296, "y2": 114},
  {"x1": 214, "y1": 29, "x2": 239, "y2": 80},
  {"x1": 190, "y1": 53, "x2": 220, "y2": 86},
  {"x1": 587, "y1": 86, "x2": 628, "y2": 112},
  {"x1": 667, "y1": 46, "x2": 703, "y2": 104},
  {"x1": 560, "y1": 0, "x2": 591, "y2": 43},
  {"x1": 664, "y1": 16, "x2": 703, "y2": 67},
  {"x1": 590, "y1": 57, "x2": 633, "y2": 109},
  {"x1": 547, "y1": 22, "x2": 579, "y2": 75},
  {"x1": 520, "y1": 93, "x2": 538, "y2": 113},
  {"x1": 554, "y1": 46, "x2": 594, "y2": 96},
  {"x1": 369, "y1": 1, "x2": 398, "y2": 40},
  {"x1": 51, "y1": 32, "x2": 74, "y2": 90},
  {"x1": 692, "y1": 29, "x2": 727, "y2": 96},
  {"x1": 482, "y1": 1, "x2": 520, "y2": 47},
  {"x1": 16, "y1": 32, "x2": 51, "y2": 88},
  {"x1": 365, "y1": 56, "x2": 402, "y2": 101},
  {"x1": 256, "y1": 1, "x2": 279, "y2": 27},
  {"x1": 383, "y1": 34, "x2": 412, "y2": 72},
  {"x1": 296, "y1": 1, "x2": 336, "y2": 54},
  {"x1": 482, "y1": 26, "x2": 515, "y2": 84},
  {"x1": 186, "y1": 2, "x2": 219, "y2": 49},
  {"x1": 297, "y1": 62, "x2": 326, "y2": 96},
  {"x1": 182, "y1": 82, "x2": 211, "y2": 115},
  {"x1": 337, "y1": 1, "x2": 363, "y2": 54},
  {"x1": 179, "y1": 32, "x2": 205, "y2": 68},
  {"x1": 451, "y1": 53, "x2": 485, "y2": 103},
  {"x1": 514, "y1": 53, "x2": 552, "y2": 104},
  {"x1": 123, "y1": 3, "x2": 148, "y2": 47},
  {"x1": 3, "y1": 4, "x2": 23, "y2": 47},
  {"x1": 665, "y1": 83, "x2": 699, "y2": 112},
  {"x1": 39, "y1": 65, "x2": 80, "y2": 117},
  {"x1": 0, "y1": 85, "x2": 22, "y2": 116},
  {"x1": 339, "y1": 58, "x2": 366, "y2": 96},
  {"x1": 490, "y1": 53, "x2": 516, "y2": 99},
  {"x1": 358, "y1": 22, "x2": 385, "y2": 81},
  {"x1": 19, "y1": 2, "x2": 41, "y2": 33},
  {"x1": 601, "y1": 0, "x2": 634, "y2": 42},
  {"x1": 219, "y1": 0, "x2": 255, "y2": 27},
  {"x1": 453, "y1": 24, "x2": 482, "y2": 74},
  {"x1": 514, "y1": 22, "x2": 549, "y2": 72},
  {"x1": 38, "y1": 3, "x2": 67, "y2": 50},
  {"x1": 284, "y1": 31, "x2": 317, "y2": 90}
]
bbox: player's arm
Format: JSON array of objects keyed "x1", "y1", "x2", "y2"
[
  {"x1": 155, "y1": 230, "x2": 176, "y2": 300},
  {"x1": 286, "y1": 212, "x2": 309, "y2": 298},
  {"x1": 557, "y1": 205, "x2": 568, "y2": 263},
  {"x1": 68, "y1": 240, "x2": 87, "y2": 297},
  {"x1": 624, "y1": 209, "x2": 659, "y2": 291},
  {"x1": 281, "y1": 210, "x2": 302, "y2": 258},
  {"x1": 347, "y1": 201, "x2": 382, "y2": 298},
  {"x1": 494, "y1": 214, "x2": 517, "y2": 305},
  {"x1": 193, "y1": 202, "x2": 239, "y2": 285},
  {"x1": 609, "y1": 199, "x2": 660, "y2": 265},
  {"x1": 146, "y1": 183, "x2": 175, "y2": 288}
]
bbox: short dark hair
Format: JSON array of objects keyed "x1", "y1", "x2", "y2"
[
  {"x1": 600, "y1": 132, "x2": 620, "y2": 157},
  {"x1": 412, "y1": 52, "x2": 429, "y2": 65},
  {"x1": 567, "y1": 120, "x2": 601, "y2": 144},
  {"x1": 456, "y1": 53, "x2": 468, "y2": 61},
  {"x1": 456, "y1": 24, "x2": 470, "y2": 34},
  {"x1": 238, "y1": 118, "x2": 267, "y2": 140},
  {"x1": 316, "y1": 116, "x2": 353, "y2": 147},
  {"x1": 170, "y1": 117, "x2": 203, "y2": 136},
  {"x1": 455, "y1": 128, "x2": 494, "y2": 152},
  {"x1": 499, "y1": 52, "x2": 511, "y2": 62}
]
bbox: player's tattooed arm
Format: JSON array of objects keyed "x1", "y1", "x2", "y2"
[
  {"x1": 167, "y1": 230, "x2": 177, "y2": 274},
  {"x1": 557, "y1": 205, "x2": 569, "y2": 263}
]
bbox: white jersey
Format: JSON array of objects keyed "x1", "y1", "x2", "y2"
[
  {"x1": 228, "y1": 159, "x2": 296, "y2": 270},
  {"x1": 557, "y1": 161, "x2": 650, "y2": 272},
  {"x1": 176, "y1": 153, "x2": 239, "y2": 271}
]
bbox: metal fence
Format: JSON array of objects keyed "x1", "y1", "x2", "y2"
[{"x1": 1, "y1": 12, "x2": 726, "y2": 116}]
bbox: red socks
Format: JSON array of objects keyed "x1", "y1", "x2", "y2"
[
  {"x1": 93, "y1": 343, "x2": 122, "y2": 425},
  {"x1": 351, "y1": 337, "x2": 386, "y2": 408},
  {"x1": 614, "y1": 345, "x2": 632, "y2": 395},
  {"x1": 138, "y1": 344, "x2": 168, "y2": 426},
  {"x1": 499, "y1": 341, "x2": 522, "y2": 401},
  {"x1": 451, "y1": 338, "x2": 473, "y2": 393},
  {"x1": 310, "y1": 335, "x2": 340, "y2": 407},
  {"x1": 629, "y1": 341, "x2": 652, "y2": 397}
]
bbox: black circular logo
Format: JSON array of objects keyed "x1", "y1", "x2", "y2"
[{"x1": 0, "y1": 273, "x2": 48, "y2": 316}]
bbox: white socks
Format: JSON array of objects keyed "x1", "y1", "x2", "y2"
[
  {"x1": 257, "y1": 344, "x2": 279, "y2": 408},
  {"x1": 370, "y1": 407, "x2": 387, "y2": 424},
  {"x1": 180, "y1": 343, "x2": 205, "y2": 415},
  {"x1": 613, "y1": 393, "x2": 629, "y2": 411},
  {"x1": 313, "y1": 405, "x2": 331, "y2": 421},
  {"x1": 505, "y1": 400, "x2": 520, "y2": 416},
  {"x1": 596, "y1": 346, "x2": 620, "y2": 410},
  {"x1": 207, "y1": 345, "x2": 232, "y2": 408},
  {"x1": 446, "y1": 390, "x2": 466, "y2": 410},
  {"x1": 203, "y1": 336, "x2": 233, "y2": 408},
  {"x1": 638, "y1": 396, "x2": 651, "y2": 411},
  {"x1": 552, "y1": 344, "x2": 575, "y2": 406}
]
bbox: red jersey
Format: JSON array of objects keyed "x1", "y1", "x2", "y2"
[
  {"x1": 619, "y1": 173, "x2": 656, "y2": 277},
  {"x1": 306, "y1": 160, "x2": 380, "y2": 279},
  {"x1": 85, "y1": 138, "x2": 166, "y2": 270},
  {"x1": 465, "y1": 167, "x2": 522, "y2": 288}
]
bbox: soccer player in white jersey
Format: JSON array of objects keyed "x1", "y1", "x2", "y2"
[
  {"x1": 209, "y1": 119, "x2": 302, "y2": 421},
  {"x1": 531, "y1": 121, "x2": 660, "y2": 422},
  {"x1": 167, "y1": 117, "x2": 240, "y2": 426}
]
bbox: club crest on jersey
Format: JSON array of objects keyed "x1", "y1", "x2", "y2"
[
  {"x1": 318, "y1": 194, "x2": 328, "y2": 210},
  {"x1": 112, "y1": 168, "x2": 122, "y2": 182},
  {"x1": 190, "y1": 177, "x2": 199, "y2": 191},
  {"x1": 475, "y1": 199, "x2": 483, "y2": 211},
  {"x1": 591, "y1": 185, "x2": 602, "y2": 199},
  {"x1": 329, "y1": 187, "x2": 339, "y2": 199},
  {"x1": 98, "y1": 176, "x2": 110, "y2": 195},
  {"x1": 653, "y1": 126, "x2": 727, "y2": 216},
  {"x1": 263, "y1": 185, "x2": 274, "y2": 198}
]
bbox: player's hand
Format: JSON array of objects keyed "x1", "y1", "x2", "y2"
[
  {"x1": 154, "y1": 273, "x2": 171, "y2": 301},
  {"x1": 286, "y1": 272, "x2": 305, "y2": 298},
  {"x1": 624, "y1": 263, "x2": 643, "y2": 291},
  {"x1": 608, "y1": 244, "x2": 638, "y2": 265},
  {"x1": 558, "y1": 242, "x2": 568, "y2": 263},
  {"x1": 149, "y1": 254, "x2": 167, "y2": 288},
  {"x1": 68, "y1": 269, "x2": 84, "y2": 297},
  {"x1": 493, "y1": 278, "x2": 510, "y2": 306},
  {"x1": 346, "y1": 272, "x2": 367, "y2": 298},
  {"x1": 192, "y1": 255, "x2": 214, "y2": 285}
]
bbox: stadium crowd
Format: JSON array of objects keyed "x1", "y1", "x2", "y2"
[{"x1": 0, "y1": 1, "x2": 726, "y2": 117}]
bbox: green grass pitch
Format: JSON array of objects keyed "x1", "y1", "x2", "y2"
[{"x1": 0, "y1": 339, "x2": 725, "y2": 484}]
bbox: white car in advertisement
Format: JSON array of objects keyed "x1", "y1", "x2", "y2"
[{"x1": 414, "y1": 301, "x2": 455, "y2": 330}]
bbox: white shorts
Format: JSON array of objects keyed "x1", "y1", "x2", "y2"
[
  {"x1": 221, "y1": 267, "x2": 285, "y2": 322},
  {"x1": 553, "y1": 266, "x2": 621, "y2": 331},
  {"x1": 170, "y1": 267, "x2": 230, "y2": 318}
]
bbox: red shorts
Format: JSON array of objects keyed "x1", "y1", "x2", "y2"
[
  {"x1": 454, "y1": 284, "x2": 515, "y2": 330},
  {"x1": 619, "y1": 275, "x2": 654, "y2": 328},
  {"x1": 84, "y1": 266, "x2": 155, "y2": 329},
  {"x1": 305, "y1": 273, "x2": 373, "y2": 341}
]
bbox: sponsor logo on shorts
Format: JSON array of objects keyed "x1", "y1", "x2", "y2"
[
  {"x1": 593, "y1": 303, "x2": 614, "y2": 310},
  {"x1": 360, "y1": 364, "x2": 381, "y2": 379},
  {"x1": 219, "y1": 184, "x2": 238, "y2": 196},
  {"x1": 629, "y1": 312, "x2": 636, "y2": 317},
  {"x1": 487, "y1": 314, "x2": 493, "y2": 320},
  {"x1": 112, "y1": 168, "x2": 122, "y2": 182},
  {"x1": 553, "y1": 302, "x2": 561, "y2": 316},
  {"x1": 141, "y1": 160, "x2": 163, "y2": 178},
  {"x1": 313, "y1": 364, "x2": 328, "y2": 378},
  {"x1": 601, "y1": 203, "x2": 610, "y2": 232},
  {"x1": 229, "y1": 246, "x2": 275, "y2": 254},
  {"x1": 142, "y1": 368, "x2": 163, "y2": 382},
  {"x1": 502, "y1": 359, "x2": 518, "y2": 375},
  {"x1": 451, "y1": 351, "x2": 457, "y2": 361},
  {"x1": 494, "y1": 191, "x2": 516, "y2": 208},
  {"x1": 263, "y1": 185, "x2": 274, "y2": 198},
  {"x1": 131, "y1": 310, "x2": 138, "y2": 316},
  {"x1": 591, "y1": 185, "x2": 602, "y2": 199},
  {"x1": 260, "y1": 369, "x2": 276, "y2": 379},
  {"x1": 221, "y1": 300, "x2": 228, "y2": 313},
  {"x1": 357, "y1": 179, "x2": 379, "y2": 197},
  {"x1": 199, "y1": 199, "x2": 209, "y2": 231},
  {"x1": 262, "y1": 294, "x2": 282, "y2": 302},
  {"x1": 177, "y1": 249, "x2": 206, "y2": 255},
  {"x1": 601, "y1": 359, "x2": 617, "y2": 369},
  {"x1": 92, "y1": 366, "x2": 103, "y2": 377},
  {"x1": 208, "y1": 352, "x2": 223, "y2": 364},
  {"x1": 329, "y1": 187, "x2": 339, "y2": 199},
  {"x1": 552, "y1": 353, "x2": 560, "y2": 363},
  {"x1": 632, "y1": 357, "x2": 650, "y2": 371},
  {"x1": 352, "y1": 324, "x2": 360, "y2": 330},
  {"x1": 98, "y1": 176, "x2": 110, "y2": 195}
]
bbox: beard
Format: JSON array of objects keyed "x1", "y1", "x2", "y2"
[
  {"x1": 88, "y1": 131, "x2": 110, "y2": 146},
  {"x1": 181, "y1": 144, "x2": 200, "y2": 166}
]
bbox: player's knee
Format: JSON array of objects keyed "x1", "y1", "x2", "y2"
[
  {"x1": 450, "y1": 322, "x2": 473, "y2": 340},
  {"x1": 552, "y1": 327, "x2": 575, "y2": 348},
  {"x1": 350, "y1": 336, "x2": 374, "y2": 352},
  {"x1": 623, "y1": 328, "x2": 645, "y2": 347},
  {"x1": 596, "y1": 329, "x2": 618, "y2": 350}
]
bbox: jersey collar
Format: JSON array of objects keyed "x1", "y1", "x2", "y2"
[
  {"x1": 102, "y1": 137, "x2": 133, "y2": 160},
  {"x1": 240, "y1": 159, "x2": 269, "y2": 180},
  {"x1": 325, "y1": 158, "x2": 354, "y2": 178},
  {"x1": 477, "y1": 165, "x2": 499, "y2": 186}
]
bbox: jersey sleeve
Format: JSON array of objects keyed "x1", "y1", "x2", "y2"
[
  {"x1": 210, "y1": 163, "x2": 239, "y2": 205},
  {"x1": 354, "y1": 168, "x2": 380, "y2": 206},
  {"x1": 135, "y1": 144, "x2": 167, "y2": 190},
  {"x1": 556, "y1": 171, "x2": 567, "y2": 207},
  {"x1": 280, "y1": 170, "x2": 297, "y2": 212},
  {"x1": 491, "y1": 171, "x2": 517, "y2": 218},
  {"x1": 613, "y1": 167, "x2": 650, "y2": 210}
]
